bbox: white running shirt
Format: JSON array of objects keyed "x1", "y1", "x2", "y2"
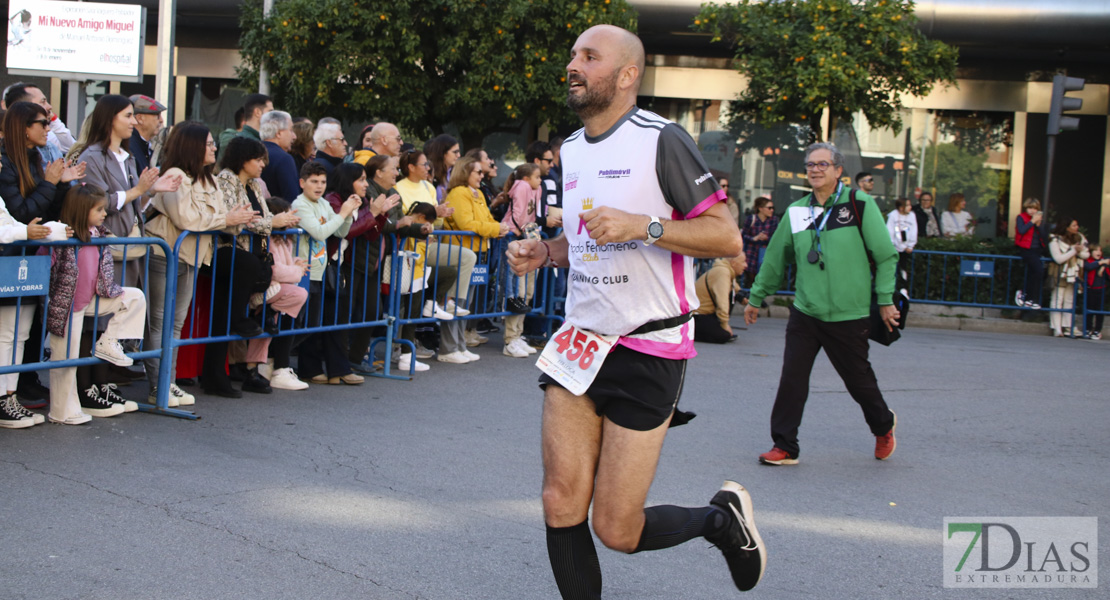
[{"x1": 561, "y1": 108, "x2": 726, "y2": 359}]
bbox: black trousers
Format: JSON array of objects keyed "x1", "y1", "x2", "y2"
[
  {"x1": 203, "y1": 247, "x2": 265, "y2": 388},
  {"x1": 693, "y1": 313, "x2": 732, "y2": 344},
  {"x1": 346, "y1": 267, "x2": 382, "y2": 365},
  {"x1": 1019, "y1": 248, "x2": 1044, "y2": 305},
  {"x1": 298, "y1": 280, "x2": 351, "y2": 379},
  {"x1": 770, "y1": 306, "x2": 894, "y2": 458},
  {"x1": 1086, "y1": 287, "x2": 1105, "y2": 334}
]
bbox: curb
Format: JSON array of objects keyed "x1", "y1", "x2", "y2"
[{"x1": 753, "y1": 300, "x2": 1057, "y2": 337}]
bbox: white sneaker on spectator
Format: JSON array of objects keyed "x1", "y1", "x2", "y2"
[
  {"x1": 2, "y1": 395, "x2": 37, "y2": 428},
  {"x1": 270, "y1": 368, "x2": 309, "y2": 390},
  {"x1": 465, "y1": 330, "x2": 488, "y2": 347},
  {"x1": 515, "y1": 338, "x2": 537, "y2": 355},
  {"x1": 462, "y1": 349, "x2": 480, "y2": 362},
  {"x1": 423, "y1": 300, "x2": 455, "y2": 320},
  {"x1": 398, "y1": 353, "x2": 430, "y2": 372},
  {"x1": 48, "y1": 412, "x2": 92, "y2": 425},
  {"x1": 257, "y1": 359, "x2": 275, "y2": 381},
  {"x1": 147, "y1": 387, "x2": 180, "y2": 408},
  {"x1": 170, "y1": 383, "x2": 195, "y2": 406},
  {"x1": 437, "y1": 351, "x2": 471, "y2": 364},
  {"x1": 445, "y1": 299, "x2": 470, "y2": 316},
  {"x1": 503, "y1": 341, "x2": 529, "y2": 358},
  {"x1": 94, "y1": 337, "x2": 133, "y2": 367}
]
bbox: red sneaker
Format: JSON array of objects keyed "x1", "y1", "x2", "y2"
[
  {"x1": 758, "y1": 447, "x2": 798, "y2": 465},
  {"x1": 875, "y1": 411, "x2": 897, "y2": 460}
]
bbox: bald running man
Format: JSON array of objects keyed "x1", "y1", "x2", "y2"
[{"x1": 507, "y1": 25, "x2": 766, "y2": 598}]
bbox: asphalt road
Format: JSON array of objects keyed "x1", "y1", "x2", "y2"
[{"x1": 2, "y1": 317, "x2": 1107, "y2": 599}]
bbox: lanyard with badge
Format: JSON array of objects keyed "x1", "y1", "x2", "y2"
[{"x1": 807, "y1": 182, "x2": 842, "y2": 271}]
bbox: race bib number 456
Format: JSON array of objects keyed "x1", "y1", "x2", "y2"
[{"x1": 536, "y1": 322, "x2": 618, "y2": 396}]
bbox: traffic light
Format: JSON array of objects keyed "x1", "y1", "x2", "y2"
[{"x1": 1046, "y1": 74, "x2": 1085, "y2": 135}]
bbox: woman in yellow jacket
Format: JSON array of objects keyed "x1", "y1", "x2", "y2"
[
  {"x1": 443, "y1": 155, "x2": 509, "y2": 252},
  {"x1": 440, "y1": 155, "x2": 509, "y2": 363}
]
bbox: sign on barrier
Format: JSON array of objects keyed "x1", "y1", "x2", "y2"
[
  {"x1": 471, "y1": 265, "x2": 488, "y2": 285},
  {"x1": 960, "y1": 259, "x2": 994, "y2": 278},
  {"x1": 0, "y1": 255, "x2": 50, "y2": 297}
]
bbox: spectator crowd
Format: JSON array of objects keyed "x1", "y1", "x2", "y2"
[{"x1": 0, "y1": 87, "x2": 568, "y2": 428}]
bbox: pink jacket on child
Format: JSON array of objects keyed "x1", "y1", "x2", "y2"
[{"x1": 501, "y1": 179, "x2": 538, "y2": 236}]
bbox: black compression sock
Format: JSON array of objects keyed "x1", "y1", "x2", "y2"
[
  {"x1": 546, "y1": 520, "x2": 602, "y2": 600},
  {"x1": 632, "y1": 505, "x2": 729, "y2": 553}
]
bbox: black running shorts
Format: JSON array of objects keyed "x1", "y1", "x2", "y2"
[{"x1": 539, "y1": 344, "x2": 687, "y2": 431}]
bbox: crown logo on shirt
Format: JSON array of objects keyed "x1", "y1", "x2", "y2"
[{"x1": 582, "y1": 197, "x2": 594, "y2": 210}]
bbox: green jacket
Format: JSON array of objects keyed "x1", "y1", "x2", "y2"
[{"x1": 749, "y1": 186, "x2": 897, "y2": 322}]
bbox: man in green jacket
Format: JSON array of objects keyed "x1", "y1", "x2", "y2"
[{"x1": 744, "y1": 142, "x2": 900, "y2": 465}]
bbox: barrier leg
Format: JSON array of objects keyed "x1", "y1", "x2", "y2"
[{"x1": 136, "y1": 255, "x2": 199, "y2": 419}]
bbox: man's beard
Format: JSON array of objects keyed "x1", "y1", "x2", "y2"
[{"x1": 566, "y1": 69, "x2": 620, "y2": 121}]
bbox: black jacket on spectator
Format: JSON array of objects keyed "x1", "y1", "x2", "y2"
[
  {"x1": 0, "y1": 146, "x2": 69, "y2": 246},
  {"x1": 313, "y1": 153, "x2": 344, "y2": 192},
  {"x1": 130, "y1": 130, "x2": 155, "y2": 174},
  {"x1": 260, "y1": 141, "x2": 301, "y2": 202},
  {"x1": 913, "y1": 203, "x2": 941, "y2": 239}
]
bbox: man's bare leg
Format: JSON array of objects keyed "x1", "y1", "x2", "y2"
[{"x1": 542, "y1": 385, "x2": 604, "y2": 600}]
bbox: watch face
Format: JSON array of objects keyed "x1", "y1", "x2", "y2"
[{"x1": 648, "y1": 221, "x2": 664, "y2": 238}]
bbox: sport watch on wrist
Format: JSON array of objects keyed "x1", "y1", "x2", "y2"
[{"x1": 645, "y1": 216, "x2": 664, "y2": 246}]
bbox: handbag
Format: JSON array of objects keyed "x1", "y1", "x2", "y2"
[
  {"x1": 107, "y1": 221, "x2": 148, "y2": 261},
  {"x1": 846, "y1": 191, "x2": 909, "y2": 346},
  {"x1": 382, "y1": 250, "x2": 419, "y2": 293}
]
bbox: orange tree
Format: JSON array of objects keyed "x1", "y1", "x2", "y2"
[
  {"x1": 694, "y1": 0, "x2": 958, "y2": 142},
  {"x1": 238, "y1": 0, "x2": 637, "y2": 143}
]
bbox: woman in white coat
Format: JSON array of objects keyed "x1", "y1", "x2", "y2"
[{"x1": 1047, "y1": 217, "x2": 1090, "y2": 337}]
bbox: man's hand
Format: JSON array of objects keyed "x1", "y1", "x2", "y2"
[
  {"x1": 580, "y1": 206, "x2": 648, "y2": 246},
  {"x1": 879, "y1": 304, "x2": 900, "y2": 332},
  {"x1": 506, "y1": 239, "x2": 546, "y2": 276},
  {"x1": 744, "y1": 304, "x2": 760, "y2": 325}
]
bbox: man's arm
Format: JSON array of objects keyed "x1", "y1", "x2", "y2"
[
  {"x1": 579, "y1": 201, "x2": 741, "y2": 258},
  {"x1": 506, "y1": 234, "x2": 567, "y2": 276}
]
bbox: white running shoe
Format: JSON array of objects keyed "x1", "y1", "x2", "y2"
[
  {"x1": 423, "y1": 300, "x2": 455, "y2": 320},
  {"x1": 398, "y1": 353, "x2": 430, "y2": 372},
  {"x1": 462, "y1": 349, "x2": 480, "y2": 362},
  {"x1": 94, "y1": 337, "x2": 134, "y2": 367},
  {"x1": 503, "y1": 341, "x2": 529, "y2": 358},
  {"x1": 517, "y1": 338, "x2": 538, "y2": 355},
  {"x1": 445, "y1": 299, "x2": 470, "y2": 316},
  {"x1": 437, "y1": 351, "x2": 471, "y2": 364},
  {"x1": 270, "y1": 367, "x2": 309, "y2": 390}
]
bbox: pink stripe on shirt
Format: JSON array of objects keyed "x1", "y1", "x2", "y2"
[{"x1": 686, "y1": 188, "x2": 727, "y2": 220}]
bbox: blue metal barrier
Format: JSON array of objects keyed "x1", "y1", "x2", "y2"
[
  {"x1": 161, "y1": 228, "x2": 395, "y2": 389},
  {"x1": 740, "y1": 248, "x2": 1086, "y2": 337},
  {"x1": 0, "y1": 237, "x2": 188, "y2": 416},
  {"x1": 376, "y1": 232, "x2": 557, "y2": 371}
]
